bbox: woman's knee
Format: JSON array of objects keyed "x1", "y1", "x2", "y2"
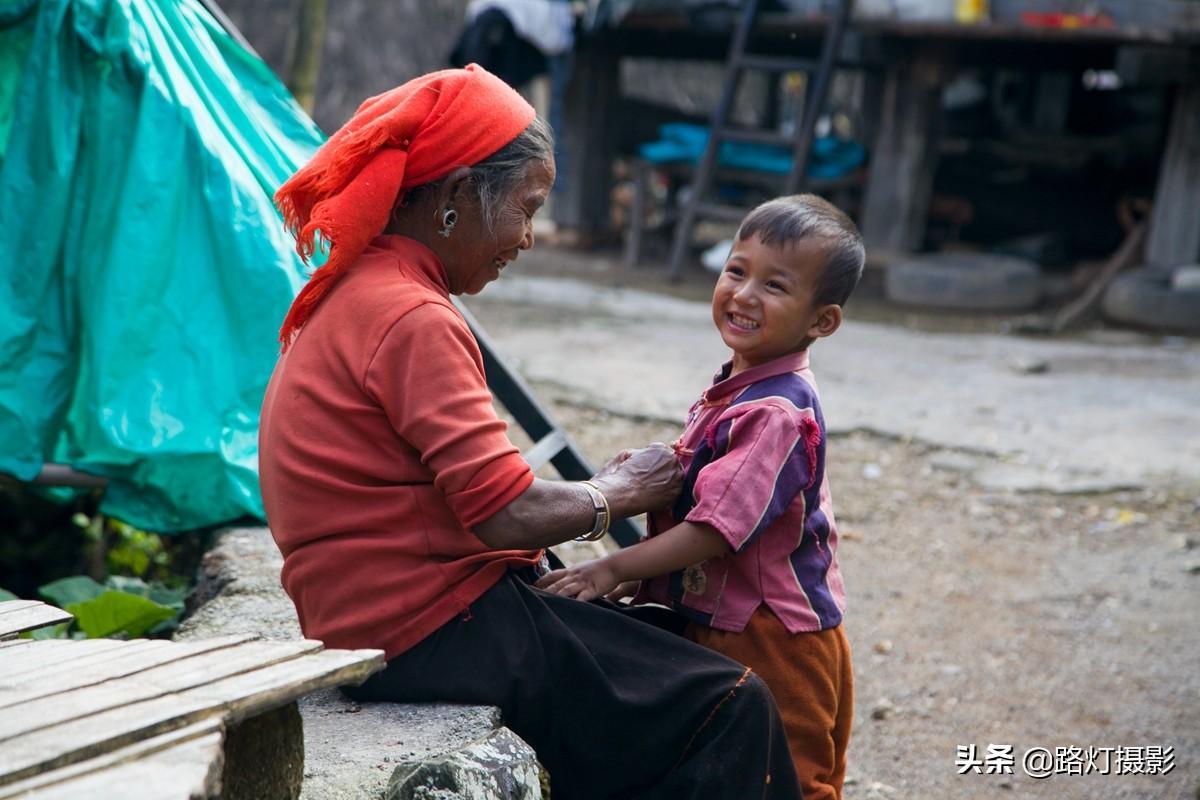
[
  {"x1": 738, "y1": 671, "x2": 778, "y2": 714},
  {"x1": 722, "y1": 670, "x2": 791, "y2": 739}
]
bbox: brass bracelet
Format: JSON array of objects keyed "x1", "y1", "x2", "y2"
[{"x1": 575, "y1": 480, "x2": 611, "y2": 542}]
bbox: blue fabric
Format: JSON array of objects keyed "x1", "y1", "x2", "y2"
[
  {"x1": 0, "y1": 0, "x2": 324, "y2": 531},
  {"x1": 639, "y1": 122, "x2": 866, "y2": 179}
]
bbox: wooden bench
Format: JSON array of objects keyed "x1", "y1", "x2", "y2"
[
  {"x1": 0, "y1": 599, "x2": 383, "y2": 799},
  {"x1": 0, "y1": 599, "x2": 73, "y2": 640}
]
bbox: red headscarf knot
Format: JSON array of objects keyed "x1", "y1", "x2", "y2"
[{"x1": 274, "y1": 64, "x2": 536, "y2": 349}]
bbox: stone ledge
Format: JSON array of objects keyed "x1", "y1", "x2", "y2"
[{"x1": 176, "y1": 526, "x2": 542, "y2": 800}]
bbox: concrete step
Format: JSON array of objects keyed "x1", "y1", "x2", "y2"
[{"x1": 175, "y1": 526, "x2": 542, "y2": 800}]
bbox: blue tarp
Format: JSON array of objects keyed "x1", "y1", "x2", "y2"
[{"x1": 0, "y1": 0, "x2": 324, "y2": 531}]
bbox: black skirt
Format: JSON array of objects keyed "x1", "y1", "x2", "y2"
[{"x1": 345, "y1": 570, "x2": 802, "y2": 800}]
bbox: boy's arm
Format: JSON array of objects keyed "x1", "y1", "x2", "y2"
[{"x1": 535, "y1": 521, "x2": 730, "y2": 601}]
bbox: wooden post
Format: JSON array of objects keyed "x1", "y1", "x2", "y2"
[
  {"x1": 860, "y1": 49, "x2": 947, "y2": 260},
  {"x1": 551, "y1": 36, "x2": 620, "y2": 241},
  {"x1": 287, "y1": 0, "x2": 328, "y2": 115},
  {"x1": 222, "y1": 703, "x2": 305, "y2": 800},
  {"x1": 1146, "y1": 82, "x2": 1200, "y2": 267}
]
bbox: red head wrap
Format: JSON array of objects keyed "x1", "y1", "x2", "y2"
[{"x1": 274, "y1": 64, "x2": 536, "y2": 349}]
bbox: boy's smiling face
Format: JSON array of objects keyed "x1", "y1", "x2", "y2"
[{"x1": 712, "y1": 233, "x2": 841, "y2": 375}]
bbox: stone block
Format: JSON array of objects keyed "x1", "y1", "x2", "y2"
[{"x1": 176, "y1": 526, "x2": 543, "y2": 800}]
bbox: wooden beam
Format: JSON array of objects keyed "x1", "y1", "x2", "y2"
[
  {"x1": 0, "y1": 601, "x2": 73, "y2": 639},
  {"x1": 30, "y1": 464, "x2": 107, "y2": 489},
  {"x1": 0, "y1": 644, "x2": 381, "y2": 785},
  {"x1": 1116, "y1": 46, "x2": 1200, "y2": 87},
  {"x1": 0, "y1": 636, "x2": 259, "y2": 709},
  {"x1": 860, "y1": 49, "x2": 948, "y2": 259},
  {"x1": 552, "y1": 35, "x2": 620, "y2": 239},
  {"x1": 1147, "y1": 83, "x2": 1200, "y2": 267},
  {"x1": 0, "y1": 721, "x2": 224, "y2": 800}
]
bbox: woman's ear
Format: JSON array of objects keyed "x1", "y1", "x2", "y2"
[
  {"x1": 436, "y1": 166, "x2": 474, "y2": 211},
  {"x1": 807, "y1": 304, "x2": 843, "y2": 341}
]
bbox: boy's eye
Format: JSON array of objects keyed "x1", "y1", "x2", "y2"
[
  {"x1": 766, "y1": 280, "x2": 786, "y2": 292},
  {"x1": 725, "y1": 265, "x2": 744, "y2": 277}
]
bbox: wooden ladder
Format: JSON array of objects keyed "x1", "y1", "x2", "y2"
[{"x1": 666, "y1": 0, "x2": 855, "y2": 281}]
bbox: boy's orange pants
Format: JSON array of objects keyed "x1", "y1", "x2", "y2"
[{"x1": 687, "y1": 609, "x2": 854, "y2": 800}]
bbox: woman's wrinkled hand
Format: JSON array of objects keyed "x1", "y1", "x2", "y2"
[
  {"x1": 535, "y1": 559, "x2": 621, "y2": 602},
  {"x1": 593, "y1": 442, "x2": 682, "y2": 516},
  {"x1": 592, "y1": 449, "x2": 633, "y2": 481}
]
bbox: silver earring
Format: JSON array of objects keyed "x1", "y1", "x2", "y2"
[{"x1": 438, "y1": 208, "x2": 457, "y2": 238}]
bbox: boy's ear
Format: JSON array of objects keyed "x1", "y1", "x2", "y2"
[{"x1": 807, "y1": 304, "x2": 842, "y2": 340}]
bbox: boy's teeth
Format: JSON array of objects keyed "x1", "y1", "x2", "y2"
[{"x1": 730, "y1": 313, "x2": 759, "y2": 329}]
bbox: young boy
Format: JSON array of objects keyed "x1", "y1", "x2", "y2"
[{"x1": 538, "y1": 194, "x2": 864, "y2": 800}]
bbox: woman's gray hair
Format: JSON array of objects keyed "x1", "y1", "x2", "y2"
[
  {"x1": 470, "y1": 115, "x2": 554, "y2": 230},
  {"x1": 402, "y1": 116, "x2": 554, "y2": 231}
]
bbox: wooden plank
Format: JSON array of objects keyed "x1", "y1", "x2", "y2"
[
  {"x1": 551, "y1": 34, "x2": 620, "y2": 238},
  {"x1": 1050, "y1": 222, "x2": 1147, "y2": 332},
  {"x1": 0, "y1": 639, "x2": 34, "y2": 652},
  {"x1": 0, "y1": 640, "x2": 162, "y2": 689},
  {"x1": 522, "y1": 429, "x2": 568, "y2": 472},
  {"x1": 1116, "y1": 46, "x2": 1200, "y2": 86},
  {"x1": 0, "y1": 648, "x2": 382, "y2": 785},
  {"x1": 0, "y1": 639, "x2": 324, "y2": 742},
  {"x1": 1147, "y1": 82, "x2": 1200, "y2": 266},
  {"x1": 0, "y1": 600, "x2": 43, "y2": 616},
  {"x1": 0, "y1": 721, "x2": 223, "y2": 800},
  {"x1": 187, "y1": 648, "x2": 384, "y2": 724},
  {"x1": 0, "y1": 635, "x2": 259, "y2": 708},
  {"x1": 861, "y1": 48, "x2": 947, "y2": 259},
  {"x1": 0, "y1": 639, "x2": 103, "y2": 672},
  {"x1": 0, "y1": 604, "x2": 73, "y2": 638},
  {"x1": 0, "y1": 638, "x2": 128, "y2": 673},
  {"x1": 23, "y1": 734, "x2": 222, "y2": 800},
  {"x1": 1, "y1": 636, "x2": 253, "y2": 687}
]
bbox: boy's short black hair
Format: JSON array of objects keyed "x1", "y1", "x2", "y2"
[{"x1": 736, "y1": 194, "x2": 866, "y2": 307}]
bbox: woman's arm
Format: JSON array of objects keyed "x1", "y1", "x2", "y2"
[
  {"x1": 535, "y1": 521, "x2": 730, "y2": 601},
  {"x1": 472, "y1": 443, "x2": 683, "y2": 551}
]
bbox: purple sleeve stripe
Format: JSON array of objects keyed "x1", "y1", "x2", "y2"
[
  {"x1": 686, "y1": 407, "x2": 811, "y2": 552},
  {"x1": 732, "y1": 373, "x2": 817, "y2": 413},
  {"x1": 788, "y1": 535, "x2": 842, "y2": 629},
  {"x1": 744, "y1": 436, "x2": 809, "y2": 547}
]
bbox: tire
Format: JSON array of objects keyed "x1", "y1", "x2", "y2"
[
  {"x1": 1171, "y1": 265, "x2": 1200, "y2": 292},
  {"x1": 1102, "y1": 268, "x2": 1200, "y2": 334},
  {"x1": 884, "y1": 253, "x2": 1043, "y2": 311}
]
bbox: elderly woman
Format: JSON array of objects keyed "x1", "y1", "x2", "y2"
[{"x1": 259, "y1": 66, "x2": 801, "y2": 799}]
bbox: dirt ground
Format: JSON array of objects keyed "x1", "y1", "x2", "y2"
[
  {"x1": 510, "y1": 380, "x2": 1199, "y2": 800},
  {"x1": 480, "y1": 241, "x2": 1198, "y2": 799}
]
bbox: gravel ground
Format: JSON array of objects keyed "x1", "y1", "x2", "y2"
[
  {"x1": 480, "y1": 242, "x2": 1198, "y2": 799},
  {"x1": 508, "y1": 383, "x2": 1200, "y2": 800}
]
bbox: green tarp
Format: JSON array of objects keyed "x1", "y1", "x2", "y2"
[{"x1": 0, "y1": 0, "x2": 324, "y2": 530}]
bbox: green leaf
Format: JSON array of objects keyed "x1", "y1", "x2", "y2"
[
  {"x1": 105, "y1": 575, "x2": 149, "y2": 595},
  {"x1": 25, "y1": 622, "x2": 71, "y2": 640},
  {"x1": 66, "y1": 591, "x2": 177, "y2": 639},
  {"x1": 104, "y1": 576, "x2": 187, "y2": 612},
  {"x1": 148, "y1": 583, "x2": 189, "y2": 611},
  {"x1": 38, "y1": 576, "x2": 106, "y2": 608},
  {"x1": 0, "y1": 588, "x2": 18, "y2": 602}
]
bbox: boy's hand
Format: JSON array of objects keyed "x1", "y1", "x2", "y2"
[
  {"x1": 605, "y1": 580, "x2": 641, "y2": 603},
  {"x1": 535, "y1": 559, "x2": 621, "y2": 602}
]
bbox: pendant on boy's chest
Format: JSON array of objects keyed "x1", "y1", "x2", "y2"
[{"x1": 682, "y1": 564, "x2": 707, "y2": 595}]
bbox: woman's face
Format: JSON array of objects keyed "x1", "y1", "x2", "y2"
[{"x1": 443, "y1": 157, "x2": 556, "y2": 295}]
